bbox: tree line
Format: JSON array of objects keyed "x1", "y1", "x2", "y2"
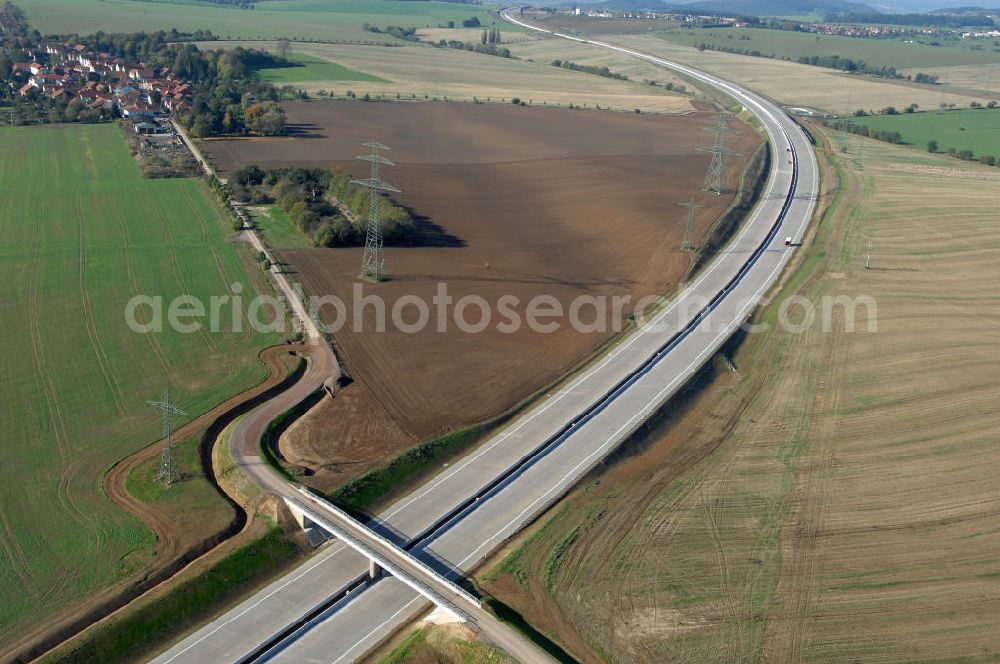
[
  {"x1": 362, "y1": 24, "x2": 419, "y2": 42},
  {"x1": 152, "y1": 40, "x2": 292, "y2": 137},
  {"x1": 927, "y1": 140, "x2": 997, "y2": 166},
  {"x1": 692, "y1": 41, "x2": 940, "y2": 83},
  {"x1": 231, "y1": 166, "x2": 416, "y2": 247},
  {"x1": 825, "y1": 120, "x2": 903, "y2": 144},
  {"x1": 437, "y1": 38, "x2": 510, "y2": 58},
  {"x1": 550, "y1": 59, "x2": 628, "y2": 81},
  {"x1": 481, "y1": 28, "x2": 501, "y2": 45},
  {"x1": 0, "y1": 1, "x2": 27, "y2": 34},
  {"x1": 795, "y1": 54, "x2": 901, "y2": 79},
  {"x1": 695, "y1": 40, "x2": 904, "y2": 79},
  {"x1": 155, "y1": 0, "x2": 260, "y2": 7},
  {"x1": 363, "y1": 21, "x2": 511, "y2": 58}
]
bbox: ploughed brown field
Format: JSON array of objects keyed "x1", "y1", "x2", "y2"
[{"x1": 202, "y1": 100, "x2": 761, "y2": 490}]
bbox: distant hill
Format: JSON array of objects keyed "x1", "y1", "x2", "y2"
[
  {"x1": 576, "y1": 0, "x2": 877, "y2": 16},
  {"x1": 677, "y1": 0, "x2": 876, "y2": 15},
  {"x1": 867, "y1": 0, "x2": 997, "y2": 10},
  {"x1": 925, "y1": 5, "x2": 1000, "y2": 13},
  {"x1": 569, "y1": 0, "x2": 998, "y2": 13}
]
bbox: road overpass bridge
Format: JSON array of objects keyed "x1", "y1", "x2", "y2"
[{"x1": 281, "y1": 489, "x2": 479, "y2": 625}]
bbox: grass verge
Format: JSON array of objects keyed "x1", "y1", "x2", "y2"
[
  {"x1": 328, "y1": 424, "x2": 484, "y2": 513},
  {"x1": 689, "y1": 141, "x2": 771, "y2": 276},
  {"x1": 41, "y1": 528, "x2": 302, "y2": 664},
  {"x1": 376, "y1": 623, "x2": 517, "y2": 664}
]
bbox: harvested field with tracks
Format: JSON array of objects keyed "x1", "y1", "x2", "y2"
[
  {"x1": 600, "y1": 35, "x2": 985, "y2": 114},
  {"x1": 198, "y1": 39, "x2": 694, "y2": 114},
  {"x1": 477, "y1": 128, "x2": 1000, "y2": 662},
  {"x1": 201, "y1": 100, "x2": 762, "y2": 491}
]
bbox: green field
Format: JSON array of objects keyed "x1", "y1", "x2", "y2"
[
  {"x1": 848, "y1": 108, "x2": 1000, "y2": 158},
  {"x1": 15, "y1": 0, "x2": 517, "y2": 42},
  {"x1": 657, "y1": 27, "x2": 1000, "y2": 70},
  {"x1": 247, "y1": 204, "x2": 314, "y2": 248},
  {"x1": 254, "y1": 53, "x2": 387, "y2": 84},
  {"x1": 0, "y1": 123, "x2": 281, "y2": 646}
]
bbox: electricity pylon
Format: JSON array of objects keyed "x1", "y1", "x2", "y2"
[
  {"x1": 678, "y1": 195, "x2": 702, "y2": 252},
  {"x1": 352, "y1": 142, "x2": 400, "y2": 282},
  {"x1": 699, "y1": 113, "x2": 741, "y2": 195},
  {"x1": 147, "y1": 387, "x2": 186, "y2": 487}
]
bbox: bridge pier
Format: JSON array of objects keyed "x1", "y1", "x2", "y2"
[
  {"x1": 369, "y1": 558, "x2": 381, "y2": 580},
  {"x1": 283, "y1": 498, "x2": 332, "y2": 548}
]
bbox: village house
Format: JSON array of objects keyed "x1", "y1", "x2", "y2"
[{"x1": 7, "y1": 40, "x2": 192, "y2": 116}]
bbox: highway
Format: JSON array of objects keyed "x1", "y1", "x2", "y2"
[
  {"x1": 166, "y1": 123, "x2": 550, "y2": 663},
  {"x1": 150, "y1": 12, "x2": 819, "y2": 664}
]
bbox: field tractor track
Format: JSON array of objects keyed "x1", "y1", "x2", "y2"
[
  {"x1": 179, "y1": 186, "x2": 254, "y2": 344},
  {"x1": 76, "y1": 191, "x2": 128, "y2": 417},
  {"x1": 180, "y1": 185, "x2": 212, "y2": 245},
  {"x1": 25, "y1": 195, "x2": 82, "y2": 535},
  {"x1": 107, "y1": 193, "x2": 173, "y2": 376},
  {"x1": 0, "y1": 505, "x2": 33, "y2": 587},
  {"x1": 700, "y1": 483, "x2": 746, "y2": 662},
  {"x1": 148, "y1": 198, "x2": 226, "y2": 362}
]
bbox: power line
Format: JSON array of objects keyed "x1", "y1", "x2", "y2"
[
  {"x1": 678, "y1": 195, "x2": 702, "y2": 252},
  {"x1": 147, "y1": 387, "x2": 186, "y2": 487},
  {"x1": 352, "y1": 142, "x2": 400, "y2": 283},
  {"x1": 698, "y1": 113, "x2": 741, "y2": 195}
]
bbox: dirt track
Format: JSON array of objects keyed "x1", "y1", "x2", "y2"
[{"x1": 202, "y1": 101, "x2": 761, "y2": 486}]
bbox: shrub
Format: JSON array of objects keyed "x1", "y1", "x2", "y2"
[{"x1": 232, "y1": 164, "x2": 265, "y2": 186}]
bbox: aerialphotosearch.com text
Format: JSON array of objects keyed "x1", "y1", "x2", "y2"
[{"x1": 124, "y1": 282, "x2": 877, "y2": 337}]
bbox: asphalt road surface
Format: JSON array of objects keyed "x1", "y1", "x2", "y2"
[{"x1": 150, "y1": 13, "x2": 819, "y2": 664}]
